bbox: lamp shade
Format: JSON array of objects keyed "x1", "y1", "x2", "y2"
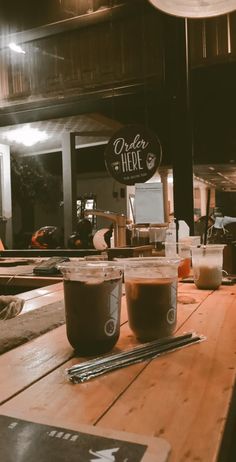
[{"x1": 148, "y1": 0, "x2": 236, "y2": 18}]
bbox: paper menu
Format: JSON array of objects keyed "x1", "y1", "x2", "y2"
[
  {"x1": 134, "y1": 183, "x2": 165, "y2": 224},
  {"x1": 0, "y1": 414, "x2": 171, "y2": 462}
]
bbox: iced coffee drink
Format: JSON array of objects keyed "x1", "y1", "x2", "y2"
[
  {"x1": 124, "y1": 258, "x2": 179, "y2": 342},
  {"x1": 59, "y1": 262, "x2": 123, "y2": 355},
  {"x1": 191, "y1": 245, "x2": 225, "y2": 290},
  {"x1": 193, "y1": 265, "x2": 222, "y2": 290},
  {"x1": 125, "y1": 277, "x2": 177, "y2": 341}
]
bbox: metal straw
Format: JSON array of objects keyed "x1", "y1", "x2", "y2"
[
  {"x1": 203, "y1": 188, "x2": 211, "y2": 248},
  {"x1": 66, "y1": 332, "x2": 205, "y2": 384},
  {"x1": 67, "y1": 332, "x2": 194, "y2": 376}
]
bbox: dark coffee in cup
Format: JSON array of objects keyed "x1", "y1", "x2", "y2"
[
  {"x1": 64, "y1": 276, "x2": 122, "y2": 355},
  {"x1": 125, "y1": 277, "x2": 177, "y2": 341}
]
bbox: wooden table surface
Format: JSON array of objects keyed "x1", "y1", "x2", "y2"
[
  {"x1": 0, "y1": 281, "x2": 236, "y2": 462},
  {"x1": 0, "y1": 259, "x2": 62, "y2": 289}
]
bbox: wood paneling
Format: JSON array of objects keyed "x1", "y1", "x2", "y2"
[
  {"x1": 189, "y1": 14, "x2": 235, "y2": 67},
  {"x1": 0, "y1": 2, "x2": 235, "y2": 115},
  {"x1": 0, "y1": 7, "x2": 163, "y2": 107}
]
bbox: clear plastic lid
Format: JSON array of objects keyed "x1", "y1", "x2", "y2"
[
  {"x1": 119, "y1": 257, "x2": 180, "y2": 279},
  {"x1": 57, "y1": 261, "x2": 123, "y2": 281}
]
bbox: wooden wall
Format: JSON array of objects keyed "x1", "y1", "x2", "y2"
[
  {"x1": 189, "y1": 13, "x2": 236, "y2": 67},
  {"x1": 0, "y1": 3, "x2": 164, "y2": 107},
  {"x1": 0, "y1": 2, "x2": 236, "y2": 113}
]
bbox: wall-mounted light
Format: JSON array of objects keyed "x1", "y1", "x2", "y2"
[
  {"x1": 8, "y1": 42, "x2": 26, "y2": 54},
  {"x1": 2, "y1": 125, "x2": 49, "y2": 147}
]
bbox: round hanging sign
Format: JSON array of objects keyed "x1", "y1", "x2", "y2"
[{"x1": 104, "y1": 124, "x2": 162, "y2": 185}]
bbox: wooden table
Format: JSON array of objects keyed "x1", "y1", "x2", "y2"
[
  {"x1": 0, "y1": 259, "x2": 63, "y2": 293},
  {"x1": 0, "y1": 281, "x2": 236, "y2": 461}
]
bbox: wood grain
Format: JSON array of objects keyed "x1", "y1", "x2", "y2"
[
  {"x1": 0, "y1": 285, "x2": 209, "y2": 419},
  {"x1": 1, "y1": 282, "x2": 226, "y2": 462},
  {"x1": 96, "y1": 286, "x2": 236, "y2": 462}
]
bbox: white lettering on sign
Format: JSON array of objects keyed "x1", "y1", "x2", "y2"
[
  {"x1": 121, "y1": 150, "x2": 143, "y2": 173},
  {"x1": 105, "y1": 124, "x2": 161, "y2": 184},
  {"x1": 113, "y1": 134, "x2": 149, "y2": 155},
  {"x1": 113, "y1": 134, "x2": 148, "y2": 174}
]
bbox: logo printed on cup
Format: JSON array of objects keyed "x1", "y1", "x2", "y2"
[
  {"x1": 104, "y1": 319, "x2": 116, "y2": 336},
  {"x1": 166, "y1": 308, "x2": 176, "y2": 325}
]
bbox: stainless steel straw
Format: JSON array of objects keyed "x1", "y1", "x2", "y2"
[
  {"x1": 203, "y1": 188, "x2": 211, "y2": 249},
  {"x1": 66, "y1": 332, "x2": 205, "y2": 383}
]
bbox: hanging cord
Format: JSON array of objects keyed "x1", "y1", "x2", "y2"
[
  {"x1": 141, "y1": 4, "x2": 163, "y2": 172},
  {"x1": 109, "y1": 0, "x2": 116, "y2": 123},
  {"x1": 141, "y1": 4, "x2": 149, "y2": 128}
]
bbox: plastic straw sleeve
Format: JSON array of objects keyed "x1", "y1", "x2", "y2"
[
  {"x1": 66, "y1": 332, "x2": 195, "y2": 376},
  {"x1": 66, "y1": 333, "x2": 206, "y2": 384}
]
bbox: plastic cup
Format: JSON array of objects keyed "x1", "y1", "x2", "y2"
[
  {"x1": 164, "y1": 242, "x2": 191, "y2": 279},
  {"x1": 58, "y1": 261, "x2": 123, "y2": 355},
  {"x1": 191, "y1": 245, "x2": 225, "y2": 290},
  {"x1": 149, "y1": 225, "x2": 167, "y2": 251},
  {"x1": 123, "y1": 257, "x2": 179, "y2": 342},
  {"x1": 131, "y1": 226, "x2": 150, "y2": 246}
]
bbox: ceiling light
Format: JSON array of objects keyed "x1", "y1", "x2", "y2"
[
  {"x1": 2, "y1": 125, "x2": 49, "y2": 147},
  {"x1": 208, "y1": 166, "x2": 215, "y2": 171},
  {"x1": 148, "y1": 0, "x2": 236, "y2": 18},
  {"x1": 8, "y1": 42, "x2": 26, "y2": 54}
]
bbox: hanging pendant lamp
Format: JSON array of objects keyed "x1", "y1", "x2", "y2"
[{"x1": 148, "y1": 0, "x2": 236, "y2": 18}]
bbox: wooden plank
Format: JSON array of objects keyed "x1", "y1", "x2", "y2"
[
  {"x1": 0, "y1": 322, "x2": 146, "y2": 422},
  {"x1": 0, "y1": 274, "x2": 62, "y2": 288},
  {"x1": 21, "y1": 291, "x2": 64, "y2": 313},
  {"x1": 0, "y1": 325, "x2": 72, "y2": 405},
  {"x1": 95, "y1": 286, "x2": 236, "y2": 462},
  {"x1": 18, "y1": 282, "x2": 64, "y2": 302},
  {"x1": 0, "y1": 288, "x2": 128, "y2": 403},
  {"x1": 0, "y1": 286, "x2": 210, "y2": 424}
]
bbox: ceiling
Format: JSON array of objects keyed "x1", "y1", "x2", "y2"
[
  {"x1": 0, "y1": 114, "x2": 235, "y2": 191},
  {"x1": 193, "y1": 163, "x2": 236, "y2": 192},
  {"x1": 0, "y1": 113, "x2": 122, "y2": 155}
]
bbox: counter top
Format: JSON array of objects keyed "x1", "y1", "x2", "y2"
[{"x1": 0, "y1": 281, "x2": 236, "y2": 461}]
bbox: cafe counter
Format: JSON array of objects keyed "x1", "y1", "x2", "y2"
[{"x1": 0, "y1": 281, "x2": 236, "y2": 461}]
